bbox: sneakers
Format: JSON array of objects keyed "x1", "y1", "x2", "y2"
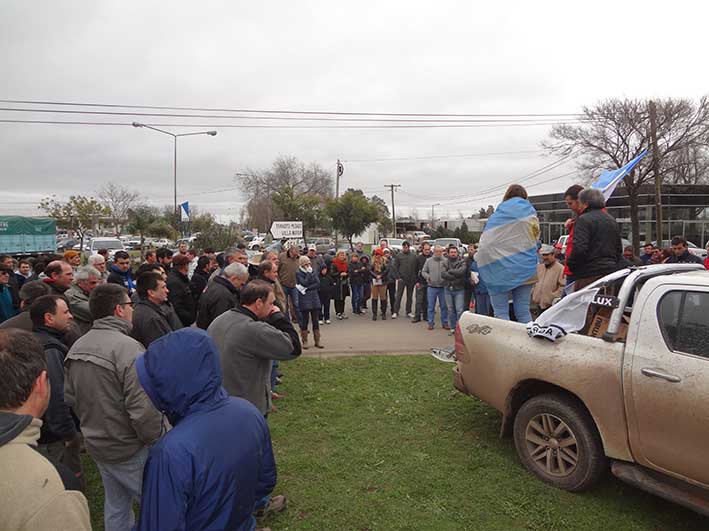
[
  {"x1": 392, "y1": 313, "x2": 398, "y2": 319},
  {"x1": 318, "y1": 320, "x2": 324, "y2": 325},
  {"x1": 336, "y1": 314, "x2": 343, "y2": 320},
  {"x1": 407, "y1": 312, "x2": 415, "y2": 318},
  {"x1": 254, "y1": 494, "x2": 287, "y2": 518},
  {"x1": 325, "y1": 319, "x2": 332, "y2": 324}
]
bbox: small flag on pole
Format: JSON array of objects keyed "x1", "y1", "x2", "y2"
[
  {"x1": 180, "y1": 201, "x2": 190, "y2": 222},
  {"x1": 337, "y1": 160, "x2": 344, "y2": 177},
  {"x1": 591, "y1": 150, "x2": 648, "y2": 201}
]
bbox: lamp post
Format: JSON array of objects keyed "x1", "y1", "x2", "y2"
[{"x1": 132, "y1": 122, "x2": 217, "y2": 221}]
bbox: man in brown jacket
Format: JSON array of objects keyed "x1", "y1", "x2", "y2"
[
  {"x1": 278, "y1": 244, "x2": 301, "y2": 322},
  {"x1": 531, "y1": 246, "x2": 565, "y2": 319}
]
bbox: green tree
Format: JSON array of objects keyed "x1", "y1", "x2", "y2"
[
  {"x1": 127, "y1": 206, "x2": 160, "y2": 259},
  {"x1": 195, "y1": 224, "x2": 242, "y2": 252},
  {"x1": 370, "y1": 195, "x2": 393, "y2": 236},
  {"x1": 97, "y1": 182, "x2": 140, "y2": 236},
  {"x1": 325, "y1": 189, "x2": 380, "y2": 249},
  {"x1": 39, "y1": 195, "x2": 109, "y2": 252},
  {"x1": 271, "y1": 185, "x2": 326, "y2": 239}
]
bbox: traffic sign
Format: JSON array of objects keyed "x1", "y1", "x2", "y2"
[{"x1": 270, "y1": 221, "x2": 303, "y2": 239}]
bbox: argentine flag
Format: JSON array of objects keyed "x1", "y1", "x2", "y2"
[{"x1": 477, "y1": 197, "x2": 540, "y2": 295}]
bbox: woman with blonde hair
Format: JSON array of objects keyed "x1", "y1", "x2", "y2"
[{"x1": 368, "y1": 249, "x2": 391, "y2": 321}]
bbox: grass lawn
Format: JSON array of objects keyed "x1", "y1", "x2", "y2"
[{"x1": 83, "y1": 355, "x2": 706, "y2": 530}]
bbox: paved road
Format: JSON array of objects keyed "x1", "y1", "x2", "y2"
[{"x1": 301, "y1": 306, "x2": 455, "y2": 357}]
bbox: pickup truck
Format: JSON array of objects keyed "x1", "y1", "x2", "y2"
[{"x1": 453, "y1": 264, "x2": 709, "y2": 515}]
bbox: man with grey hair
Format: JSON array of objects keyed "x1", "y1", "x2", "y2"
[
  {"x1": 87, "y1": 254, "x2": 109, "y2": 281},
  {"x1": 197, "y1": 262, "x2": 249, "y2": 329},
  {"x1": 566, "y1": 188, "x2": 623, "y2": 291},
  {"x1": 65, "y1": 266, "x2": 102, "y2": 335}
]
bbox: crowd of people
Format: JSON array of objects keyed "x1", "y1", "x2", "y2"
[{"x1": 1, "y1": 182, "x2": 708, "y2": 530}]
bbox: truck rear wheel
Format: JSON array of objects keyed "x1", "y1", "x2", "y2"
[{"x1": 513, "y1": 393, "x2": 608, "y2": 492}]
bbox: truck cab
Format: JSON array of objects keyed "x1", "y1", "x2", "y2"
[{"x1": 453, "y1": 264, "x2": 709, "y2": 515}]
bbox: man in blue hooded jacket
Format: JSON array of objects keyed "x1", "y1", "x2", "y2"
[{"x1": 135, "y1": 328, "x2": 285, "y2": 531}]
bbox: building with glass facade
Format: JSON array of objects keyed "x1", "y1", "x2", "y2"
[{"x1": 529, "y1": 184, "x2": 709, "y2": 247}]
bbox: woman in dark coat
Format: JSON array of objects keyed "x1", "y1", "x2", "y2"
[
  {"x1": 330, "y1": 250, "x2": 350, "y2": 320},
  {"x1": 296, "y1": 255, "x2": 323, "y2": 349},
  {"x1": 318, "y1": 252, "x2": 333, "y2": 324},
  {"x1": 360, "y1": 255, "x2": 372, "y2": 310}
]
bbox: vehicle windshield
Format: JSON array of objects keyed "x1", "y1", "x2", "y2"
[
  {"x1": 388, "y1": 239, "x2": 405, "y2": 246},
  {"x1": 434, "y1": 239, "x2": 459, "y2": 247},
  {"x1": 92, "y1": 240, "x2": 123, "y2": 250}
]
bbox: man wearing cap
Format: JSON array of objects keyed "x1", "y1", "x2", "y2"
[{"x1": 530, "y1": 246, "x2": 565, "y2": 319}]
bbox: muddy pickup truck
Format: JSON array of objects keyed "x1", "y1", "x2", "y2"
[{"x1": 453, "y1": 264, "x2": 709, "y2": 515}]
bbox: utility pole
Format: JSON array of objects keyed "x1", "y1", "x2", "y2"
[
  {"x1": 385, "y1": 184, "x2": 401, "y2": 237},
  {"x1": 336, "y1": 159, "x2": 344, "y2": 198},
  {"x1": 649, "y1": 101, "x2": 663, "y2": 246},
  {"x1": 431, "y1": 202, "x2": 440, "y2": 227}
]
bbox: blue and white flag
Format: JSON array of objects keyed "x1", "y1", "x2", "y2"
[
  {"x1": 477, "y1": 197, "x2": 540, "y2": 295},
  {"x1": 591, "y1": 150, "x2": 648, "y2": 201},
  {"x1": 180, "y1": 201, "x2": 190, "y2": 222}
]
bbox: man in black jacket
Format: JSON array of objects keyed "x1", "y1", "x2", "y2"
[
  {"x1": 189, "y1": 256, "x2": 211, "y2": 304},
  {"x1": 132, "y1": 272, "x2": 183, "y2": 348},
  {"x1": 196, "y1": 262, "x2": 249, "y2": 329},
  {"x1": 30, "y1": 295, "x2": 82, "y2": 484},
  {"x1": 392, "y1": 241, "x2": 418, "y2": 319},
  {"x1": 666, "y1": 235, "x2": 704, "y2": 264},
  {"x1": 166, "y1": 254, "x2": 196, "y2": 327},
  {"x1": 566, "y1": 188, "x2": 623, "y2": 291},
  {"x1": 412, "y1": 243, "x2": 431, "y2": 323}
]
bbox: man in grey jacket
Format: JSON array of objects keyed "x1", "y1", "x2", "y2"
[
  {"x1": 392, "y1": 241, "x2": 418, "y2": 319},
  {"x1": 65, "y1": 265, "x2": 101, "y2": 335},
  {"x1": 208, "y1": 280, "x2": 301, "y2": 416},
  {"x1": 65, "y1": 283, "x2": 163, "y2": 531},
  {"x1": 421, "y1": 246, "x2": 449, "y2": 330},
  {"x1": 441, "y1": 246, "x2": 468, "y2": 333}
]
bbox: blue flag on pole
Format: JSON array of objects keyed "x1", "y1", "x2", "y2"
[
  {"x1": 180, "y1": 201, "x2": 190, "y2": 222},
  {"x1": 591, "y1": 150, "x2": 649, "y2": 200}
]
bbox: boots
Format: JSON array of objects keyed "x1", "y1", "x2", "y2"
[
  {"x1": 314, "y1": 329, "x2": 324, "y2": 349},
  {"x1": 300, "y1": 330, "x2": 309, "y2": 350},
  {"x1": 381, "y1": 300, "x2": 387, "y2": 320},
  {"x1": 371, "y1": 299, "x2": 378, "y2": 321}
]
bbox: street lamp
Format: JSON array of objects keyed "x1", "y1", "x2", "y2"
[{"x1": 132, "y1": 122, "x2": 217, "y2": 221}]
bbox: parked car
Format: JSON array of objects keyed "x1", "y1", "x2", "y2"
[
  {"x1": 153, "y1": 238, "x2": 173, "y2": 248},
  {"x1": 57, "y1": 239, "x2": 78, "y2": 252},
  {"x1": 248, "y1": 236, "x2": 266, "y2": 250},
  {"x1": 453, "y1": 263, "x2": 709, "y2": 515},
  {"x1": 86, "y1": 237, "x2": 126, "y2": 260},
  {"x1": 412, "y1": 231, "x2": 431, "y2": 243},
  {"x1": 433, "y1": 237, "x2": 465, "y2": 255},
  {"x1": 378, "y1": 238, "x2": 411, "y2": 253},
  {"x1": 308, "y1": 237, "x2": 334, "y2": 254}
]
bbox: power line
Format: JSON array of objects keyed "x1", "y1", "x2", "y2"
[
  {"x1": 0, "y1": 119, "x2": 582, "y2": 129},
  {"x1": 0, "y1": 98, "x2": 583, "y2": 118},
  {"x1": 0, "y1": 106, "x2": 586, "y2": 124},
  {"x1": 342, "y1": 149, "x2": 544, "y2": 163}
]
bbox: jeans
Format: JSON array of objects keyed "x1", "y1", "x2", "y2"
[
  {"x1": 415, "y1": 283, "x2": 428, "y2": 320},
  {"x1": 445, "y1": 288, "x2": 466, "y2": 329},
  {"x1": 319, "y1": 290, "x2": 330, "y2": 321},
  {"x1": 351, "y1": 283, "x2": 364, "y2": 312},
  {"x1": 490, "y1": 284, "x2": 533, "y2": 323},
  {"x1": 394, "y1": 280, "x2": 415, "y2": 315},
  {"x1": 95, "y1": 446, "x2": 149, "y2": 531},
  {"x1": 284, "y1": 286, "x2": 300, "y2": 324},
  {"x1": 426, "y1": 286, "x2": 448, "y2": 327},
  {"x1": 474, "y1": 292, "x2": 492, "y2": 316},
  {"x1": 300, "y1": 308, "x2": 320, "y2": 330},
  {"x1": 387, "y1": 282, "x2": 396, "y2": 309}
]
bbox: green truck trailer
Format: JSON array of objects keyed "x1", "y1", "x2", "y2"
[{"x1": 0, "y1": 216, "x2": 56, "y2": 255}]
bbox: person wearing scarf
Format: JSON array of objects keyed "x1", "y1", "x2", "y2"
[
  {"x1": 476, "y1": 184, "x2": 539, "y2": 323},
  {"x1": 368, "y1": 249, "x2": 390, "y2": 321},
  {"x1": 295, "y1": 256, "x2": 324, "y2": 349},
  {"x1": 329, "y1": 251, "x2": 350, "y2": 320}
]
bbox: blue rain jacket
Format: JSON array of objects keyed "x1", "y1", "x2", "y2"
[{"x1": 136, "y1": 328, "x2": 276, "y2": 531}]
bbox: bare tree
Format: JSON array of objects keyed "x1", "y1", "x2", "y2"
[
  {"x1": 237, "y1": 156, "x2": 334, "y2": 231},
  {"x1": 97, "y1": 182, "x2": 141, "y2": 236},
  {"x1": 544, "y1": 97, "x2": 709, "y2": 251}
]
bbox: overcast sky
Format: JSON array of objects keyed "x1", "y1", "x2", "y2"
[{"x1": 1, "y1": 1, "x2": 707, "y2": 222}]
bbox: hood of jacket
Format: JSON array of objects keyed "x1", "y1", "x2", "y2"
[
  {"x1": 92, "y1": 315, "x2": 133, "y2": 334},
  {"x1": 0, "y1": 411, "x2": 35, "y2": 446},
  {"x1": 136, "y1": 328, "x2": 228, "y2": 427}
]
